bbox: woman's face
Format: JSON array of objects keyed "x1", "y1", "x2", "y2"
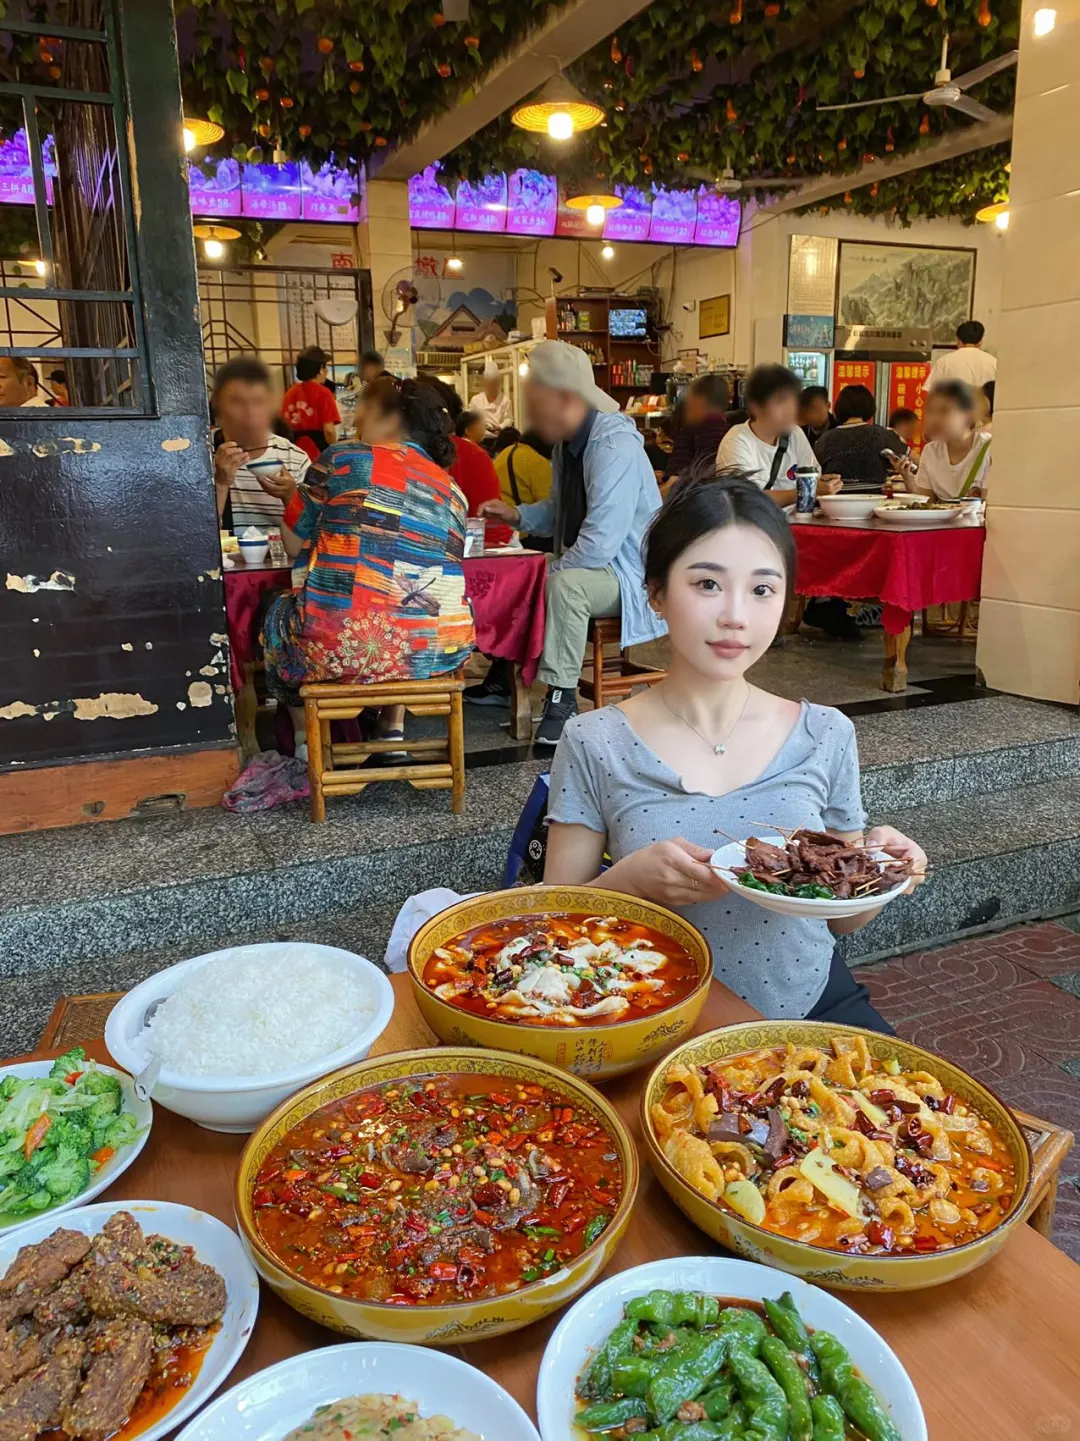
[
  {"x1": 924, "y1": 395, "x2": 971, "y2": 443},
  {"x1": 361, "y1": 400, "x2": 402, "y2": 446},
  {"x1": 654, "y1": 522, "x2": 788, "y2": 681}
]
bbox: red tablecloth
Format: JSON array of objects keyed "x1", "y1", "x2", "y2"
[
  {"x1": 463, "y1": 550, "x2": 547, "y2": 686},
  {"x1": 791, "y1": 519, "x2": 985, "y2": 635},
  {"x1": 223, "y1": 563, "x2": 291, "y2": 690},
  {"x1": 223, "y1": 552, "x2": 547, "y2": 692}
]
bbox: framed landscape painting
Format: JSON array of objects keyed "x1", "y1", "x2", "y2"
[{"x1": 836, "y1": 241, "x2": 976, "y2": 347}]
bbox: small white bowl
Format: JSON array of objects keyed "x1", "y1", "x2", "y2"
[
  {"x1": 0, "y1": 1061, "x2": 152, "y2": 1235},
  {"x1": 175, "y1": 1342, "x2": 541, "y2": 1441},
  {"x1": 537, "y1": 1255, "x2": 926, "y2": 1441},
  {"x1": 817, "y1": 493, "x2": 887, "y2": 522},
  {"x1": 245, "y1": 458, "x2": 285, "y2": 477},
  {"x1": 0, "y1": 1200, "x2": 259, "y2": 1441},
  {"x1": 710, "y1": 834, "x2": 911, "y2": 919},
  {"x1": 105, "y1": 942, "x2": 395, "y2": 1133},
  {"x1": 237, "y1": 537, "x2": 269, "y2": 565}
]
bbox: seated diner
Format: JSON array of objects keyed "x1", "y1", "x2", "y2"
[
  {"x1": 813, "y1": 384, "x2": 908, "y2": 493},
  {"x1": 210, "y1": 357, "x2": 312, "y2": 530},
  {"x1": 716, "y1": 365, "x2": 842, "y2": 507},
  {"x1": 544, "y1": 471, "x2": 927, "y2": 1028},
  {"x1": 894, "y1": 379, "x2": 992, "y2": 499},
  {"x1": 262, "y1": 377, "x2": 475, "y2": 761}
]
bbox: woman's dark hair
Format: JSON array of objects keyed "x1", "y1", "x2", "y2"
[
  {"x1": 744, "y1": 363, "x2": 801, "y2": 412},
  {"x1": 295, "y1": 346, "x2": 330, "y2": 382},
  {"x1": 494, "y1": 425, "x2": 522, "y2": 454},
  {"x1": 363, "y1": 375, "x2": 455, "y2": 470},
  {"x1": 522, "y1": 428, "x2": 553, "y2": 460},
  {"x1": 644, "y1": 463, "x2": 796, "y2": 606},
  {"x1": 928, "y1": 378, "x2": 976, "y2": 413},
  {"x1": 834, "y1": 384, "x2": 876, "y2": 425},
  {"x1": 421, "y1": 375, "x2": 464, "y2": 421}
]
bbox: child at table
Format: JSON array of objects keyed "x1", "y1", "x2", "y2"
[{"x1": 543, "y1": 470, "x2": 927, "y2": 1030}]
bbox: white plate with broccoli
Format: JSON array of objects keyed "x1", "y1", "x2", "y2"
[{"x1": 0, "y1": 1047, "x2": 151, "y2": 1233}]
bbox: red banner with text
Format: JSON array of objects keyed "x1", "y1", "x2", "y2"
[
  {"x1": 831, "y1": 360, "x2": 875, "y2": 407},
  {"x1": 887, "y1": 362, "x2": 931, "y2": 451}
]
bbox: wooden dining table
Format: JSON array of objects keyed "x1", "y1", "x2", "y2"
[{"x1": 20, "y1": 974, "x2": 1080, "y2": 1440}]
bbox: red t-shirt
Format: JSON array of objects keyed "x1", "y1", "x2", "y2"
[
  {"x1": 281, "y1": 380, "x2": 341, "y2": 459},
  {"x1": 449, "y1": 436, "x2": 511, "y2": 545}
]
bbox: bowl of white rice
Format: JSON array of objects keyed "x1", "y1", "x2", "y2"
[{"x1": 105, "y1": 942, "x2": 394, "y2": 1133}]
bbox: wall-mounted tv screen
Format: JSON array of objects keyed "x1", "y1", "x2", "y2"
[{"x1": 609, "y1": 307, "x2": 649, "y2": 339}]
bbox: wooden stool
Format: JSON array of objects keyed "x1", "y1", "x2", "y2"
[
  {"x1": 300, "y1": 673, "x2": 466, "y2": 823},
  {"x1": 578, "y1": 617, "x2": 666, "y2": 709}
]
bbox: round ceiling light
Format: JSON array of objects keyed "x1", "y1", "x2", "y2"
[
  {"x1": 183, "y1": 116, "x2": 225, "y2": 153},
  {"x1": 193, "y1": 223, "x2": 241, "y2": 259},
  {"x1": 565, "y1": 191, "x2": 623, "y2": 231},
  {"x1": 511, "y1": 77, "x2": 604, "y2": 137},
  {"x1": 975, "y1": 200, "x2": 1010, "y2": 229}
]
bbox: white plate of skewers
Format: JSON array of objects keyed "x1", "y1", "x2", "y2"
[{"x1": 709, "y1": 828, "x2": 915, "y2": 919}]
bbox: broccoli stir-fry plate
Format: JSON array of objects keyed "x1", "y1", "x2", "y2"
[
  {"x1": 537, "y1": 1258, "x2": 926, "y2": 1441},
  {"x1": 0, "y1": 1049, "x2": 151, "y2": 1229}
]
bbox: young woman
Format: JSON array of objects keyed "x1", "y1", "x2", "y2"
[
  {"x1": 894, "y1": 380, "x2": 991, "y2": 499},
  {"x1": 544, "y1": 473, "x2": 927, "y2": 1030}
]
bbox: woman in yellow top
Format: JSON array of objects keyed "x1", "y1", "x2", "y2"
[{"x1": 492, "y1": 426, "x2": 553, "y2": 513}]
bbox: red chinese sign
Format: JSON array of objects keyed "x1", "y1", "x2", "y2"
[
  {"x1": 887, "y1": 362, "x2": 931, "y2": 451},
  {"x1": 831, "y1": 360, "x2": 875, "y2": 406},
  {"x1": 331, "y1": 252, "x2": 354, "y2": 270}
]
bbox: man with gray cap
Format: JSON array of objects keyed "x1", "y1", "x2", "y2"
[{"x1": 480, "y1": 339, "x2": 666, "y2": 747}]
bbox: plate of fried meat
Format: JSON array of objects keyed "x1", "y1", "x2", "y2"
[
  {"x1": 0, "y1": 1201, "x2": 258, "y2": 1441},
  {"x1": 709, "y1": 829, "x2": 916, "y2": 919}
]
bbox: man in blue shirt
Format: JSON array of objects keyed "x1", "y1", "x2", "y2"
[{"x1": 480, "y1": 341, "x2": 666, "y2": 746}]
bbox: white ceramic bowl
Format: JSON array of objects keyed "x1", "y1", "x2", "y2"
[
  {"x1": 237, "y1": 537, "x2": 270, "y2": 565},
  {"x1": 245, "y1": 458, "x2": 285, "y2": 477},
  {"x1": 0, "y1": 1200, "x2": 259, "y2": 1441},
  {"x1": 175, "y1": 1341, "x2": 542, "y2": 1441},
  {"x1": 537, "y1": 1255, "x2": 926, "y2": 1441},
  {"x1": 0, "y1": 1060, "x2": 152, "y2": 1235},
  {"x1": 817, "y1": 493, "x2": 887, "y2": 521},
  {"x1": 710, "y1": 835, "x2": 910, "y2": 919},
  {"x1": 105, "y1": 942, "x2": 395, "y2": 1133}
]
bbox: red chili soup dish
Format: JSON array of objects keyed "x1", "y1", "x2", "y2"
[
  {"x1": 421, "y1": 912, "x2": 702, "y2": 1028},
  {"x1": 251, "y1": 1071, "x2": 626, "y2": 1305}
]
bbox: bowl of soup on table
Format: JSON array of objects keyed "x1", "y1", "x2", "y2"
[
  {"x1": 235, "y1": 1046, "x2": 638, "y2": 1344},
  {"x1": 407, "y1": 886, "x2": 712, "y2": 1080},
  {"x1": 641, "y1": 1021, "x2": 1031, "y2": 1291}
]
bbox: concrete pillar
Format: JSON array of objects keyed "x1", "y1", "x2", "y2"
[
  {"x1": 976, "y1": 0, "x2": 1080, "y2": 704},
  {"x1": 360, "y1": 179, "x2": 415, "y2": 374}
]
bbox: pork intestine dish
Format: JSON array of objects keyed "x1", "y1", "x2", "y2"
[
  {"x1": 652, "y1": 1035, "x2": 1017, "y2": 1256},
  {"x1": 421, "y1": 913, "x2": 701, "y2": 1027}
]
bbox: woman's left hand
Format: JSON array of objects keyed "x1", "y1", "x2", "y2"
[{"x1": 866, "y1": 825, "x2": 928, "y2": 890}]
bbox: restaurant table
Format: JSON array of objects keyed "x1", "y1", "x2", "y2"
[
  {"x1": 23, "y1": 973, "x2": 1080, "y2": 1440},
  {"x1": 790, "y1": 514, "x2": 986, "y2": 693},
  {"x1": 463, "y1": 550, "x2": 546, "y2": 742},
  {"x1": 222, "y1": 551, "x2": 546, "y2": 754}
]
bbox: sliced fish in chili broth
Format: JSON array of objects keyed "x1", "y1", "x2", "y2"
[
  {"x1": 251, "y1": 1073, "x2": 624, "y2": 1305},
  {"x1": 421, "y1": 913, "x2": 700, "y2": 1027}
]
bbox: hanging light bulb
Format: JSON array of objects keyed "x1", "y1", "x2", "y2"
[
  {"x1": 601, "y1": 244, "x2": 615, "y2": 260},
  {"x1": 181, "y1": 116, "x2": 224, "y2": 154},
  {"x1": 585, "y1": 202, "x2": 606, "y2": 227},
  {"x1": 193, "y1": 223, "x2": 239, "y2": 260},
  {"x1": 203, "y1": 237, "x2": 225, "y2": 259},
  {"x1": 183, "y1": 127, "x2": 196, "y2": 153},
  {"x1": 547, "y1": 109, "x2": 574, "y2": 140},
  {"x1": 1033, "y1": 7, "x2": 1055, "y2": 34},
  {"x1": 33, "y1": 259, "x2": 47, "y2": 276},
  {"x1": 518, "y1": 360, "x2": 529, "y2": 377},
  {"x1": 995, "y1": 209, "x2": 1010, "y2": 230},
  {"x1": 446, "y1": 255, "x2": 464, "y2": 272}
]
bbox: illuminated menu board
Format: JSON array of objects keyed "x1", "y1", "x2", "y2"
[
  {"x1": 0, "y1": 130, "x2": 361, "y2": 223},
  {"x1": 408, "y1": 165, "x2": 740, "y2": 248}
]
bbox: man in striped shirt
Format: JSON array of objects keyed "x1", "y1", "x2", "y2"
[{"x1": 211, "y1": 357, "x2": 312, "y2": 531}]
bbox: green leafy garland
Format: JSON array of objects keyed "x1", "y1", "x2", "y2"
[{"x1": 796, "y1": 143, "x2": 1010, "y2": 225}]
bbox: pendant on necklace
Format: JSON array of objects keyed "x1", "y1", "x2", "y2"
[{"x1": 714, "y1": 743, "x2": 726, "y2": 755}]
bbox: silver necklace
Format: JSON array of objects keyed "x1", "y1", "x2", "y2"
[{"x1": 658, "y1": 684, "x2": 751, "y2": 756}]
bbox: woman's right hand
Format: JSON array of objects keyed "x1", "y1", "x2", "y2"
[
  {"x1": 605, "y1": 839, "x2": 730, "y2": 909},
  {"x1": 479, "y1": 498, "x2": 520, "y2": 528}
]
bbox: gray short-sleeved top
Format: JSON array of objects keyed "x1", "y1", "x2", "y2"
[{"x1": 547, "y1": 702, "x2": 866, "y2": 1018}]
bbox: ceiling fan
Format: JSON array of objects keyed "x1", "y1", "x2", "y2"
[{"x1": 817, "y1": 34, "x2": 1018, "y2": 122}]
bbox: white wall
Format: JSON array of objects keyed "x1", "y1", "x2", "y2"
[{"x1": 734, "y1": 205, "x2": 1006, "y2": 367}]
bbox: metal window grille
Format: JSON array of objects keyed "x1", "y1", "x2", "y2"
[{"x1": 0, "y1": 0, "x2": 150, "y2": 412}]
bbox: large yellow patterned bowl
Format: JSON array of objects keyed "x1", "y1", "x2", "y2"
[
  {"x1": 407, "y1": 886, "x2": 712, "y2": 1081},
  {"x1": 641, "y1": 1021, "x2": 1032, "y2": 1292},
  {"x1": 235, "y1": 1046, "x2": 638, "y2": 1345}
]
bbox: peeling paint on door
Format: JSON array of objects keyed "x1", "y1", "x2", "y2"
[
  {"x1": 161, "y1": 437, "x2": 192, "y2": 452},
  {"x1": 72, "y1": 693, "x2": 159, "y2": 720},
  {"x1": 187, "y1": 681, "x2": 213, "y2": 707},
  {"x1": 6, "y1": 571, "x2": 76, "y2": 594},
  {"x1": 0, "y1": 702, "x2": 37, "y2": 721}
]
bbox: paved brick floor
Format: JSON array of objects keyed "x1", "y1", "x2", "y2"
[{"x1": 854, "y1": 918, "x2": 1080, "y2": 1263}]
